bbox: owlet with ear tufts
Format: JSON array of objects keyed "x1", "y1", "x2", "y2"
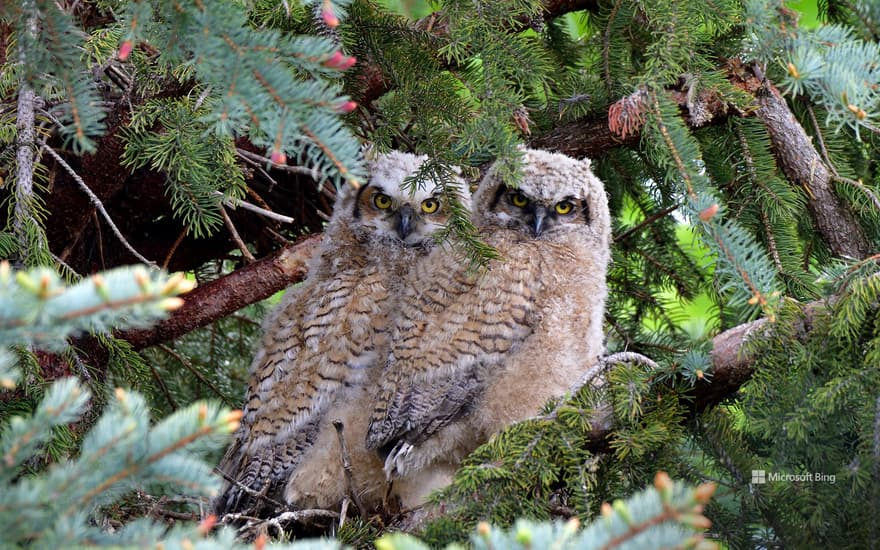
[
  {"x1": 215, "y1": 150, "x2": 470, "y2": 515},
  {"x1": 366, "y1": 148, "x2": 611, "y2": 507}
]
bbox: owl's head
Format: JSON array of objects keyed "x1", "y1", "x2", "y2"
[
  {"x1": 334, "y1": 150, "x2": 469, "y2": 247},
  {"x1": 472, "y1": 148, "x2": 610, "y2": 242}
]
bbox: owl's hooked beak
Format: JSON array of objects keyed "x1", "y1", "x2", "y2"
[
  {"x1": 395, "y1": 204, "x2": 415, "y2": 240},
  {"x1": 531, "y1": 205, "x2": 548, "y2": 237}
]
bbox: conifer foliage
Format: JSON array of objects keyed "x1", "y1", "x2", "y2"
[
  {"x1": 0, "y1": 263, "x2": 340, "y2": 548},
  {"x1": 1, "y1": 0, "x2": 880, "y2": 548}
]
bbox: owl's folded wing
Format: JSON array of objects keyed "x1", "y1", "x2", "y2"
[
  {"x1": 216, "y1": 265, "x2": 390, "y2": 514},
  {"x1": 365, "y1": 260, "x2": 538, "y2": 460},
  {"x1": 214, "y1": 302, "x2": 311, "y2": 514}
]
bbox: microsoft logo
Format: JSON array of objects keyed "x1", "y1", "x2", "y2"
[{"x1": 751, "y1": 470, "x2": 766, "y2": 484}]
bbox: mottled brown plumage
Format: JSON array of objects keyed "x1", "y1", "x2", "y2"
[
  {"x1": 366, "y1": 149, "x2": 611, "y2": 507},
  {"x1": 215, "y1": 151, "x2": 469, "y2": 515}
]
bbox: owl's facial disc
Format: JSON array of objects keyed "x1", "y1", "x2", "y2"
[
  {"x1": 498, "y1": 186, "x2": 586, "y2": 237},
  {"x1": 352, "y1": 184, "x2": 450, "y2": 246}
]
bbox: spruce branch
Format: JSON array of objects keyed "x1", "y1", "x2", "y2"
[
  {"x1": 235, "y1": 147, "x2": 320, "y2": 179},
  {"x1": 356, "y1": 0, "x2": 599, "y2": 104},
  {"x1": 833, "y1": 175, "x2": 880, "y2": 211},
  {"x1": 0, "y1": 263, "x2": 195, "y2": 350},
  {"x1": 388, "y1": 475, "x2": 715, "y2": 550},
  {"x1": 145, "y1": 353, "x2": 179, "y2": 411},
  {"x1": 0, "y1": 377, "x2": 89, "y2": 478},
  {"x1": 530, "y1": 64, "x2": 873, "y2": 262},
  {"x1": 66, "y1": 401, "x2": 237, "y2": 515},
  {"x1": 613, "y1": 205, "x2": 681, "y2": 243},
  {"x1": 591, "y1": 474, "x2": 715, "y2": 550},
  {"x1": 602, "y1": 0, "x2": 626, "y2": 96},
  {"x1": 759, "y1": 208, "x2": 784, "y2": 273}
]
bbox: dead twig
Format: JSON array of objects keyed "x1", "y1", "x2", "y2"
[
  {"x1": 220, "y1": 204, "x2": 256, "y2": 263},
  {"x1": 163, "y1": 227, "x2": 189, "y2": 269},
  {"x1": 214, "y1": 468, "x2": 288, "y2": 514},
  {"x1": 222, "y1": 508, "x2": 340, "y2": 539},
  {"x1": 333, "y1": 420, "x2": 368, "y2": 520},
  {"x1": 156, "y1": 344, "x2": 236, "y2": 406},
  {"x1": 142, "y1": 351, "x2": 179, "y2": 411},
  {"x1": 339, "y1": 497, "x2": 350, "y2": 529},
  {"x1": 43, "y1": 145, "x2": 157, "y2": 267},
  {"x1": 236, "y1": 148, "x2": 321, "y2": 179},
  {"x1": 214, "y1": 191, "x2": 295, "y2": 224}
]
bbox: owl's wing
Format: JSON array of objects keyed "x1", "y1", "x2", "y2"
[
  {"x1": 215, "y1": 265, "x2": 391, "y2": 514},
  {"x1": 366, "y1": 246, "x2": 538, "y2": 457}
]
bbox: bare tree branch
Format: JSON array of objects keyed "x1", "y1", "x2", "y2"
[
  {"x1": 749, "y1": 75, "x2": 872, "y2": 260},
  {"x1": 531, "y1": 63, "x2": 874, "y2": 261},
  {"x1": 220, "y1": 204, "x2": 256, "y2": 263},
  {"x1": 14, "y1": 86, "x2": 36, "y2": 242},
  {"x1": 332, "y1": 420, "x2": 368, "y2": 520},
  {"x1": 580, "y1": 301, "x2": 826, "y2": 452},
  {"x1": 214, "y1": 191, "x2": 295, "y2": 225},
  {"x1": 120, "y1": 234, "x2": 322, "y2": 350},
  {"x1": 13, "y1": 4, "x2": 39, "y2": 245},
  {"x1": 529, "y1": 116, "x2": 634, "y2": 158},
  {"x1": 43, "y1": 145, "x2": 157, "y2": 266}
]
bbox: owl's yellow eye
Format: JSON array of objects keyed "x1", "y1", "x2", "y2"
[
  {"x1": 555, "y1": 201, "x2": 574, "y2": 215},
  {"x1": 373, "y1": 193, "x2": 393, "y2": 209},
  {"x1": 421, "y1": 198, "x2": 440, "y2": 213},
  {"x1": 510, "y1": 193, "x2": 529, "y2": 208}
]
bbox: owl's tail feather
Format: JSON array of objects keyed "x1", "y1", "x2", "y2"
[{"x1": 213, "y1": 452, "x2": 289, "y2": 517}]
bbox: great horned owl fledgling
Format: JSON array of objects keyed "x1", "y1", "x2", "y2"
[
  {"x1": 366, "y1": 148, "x2": 611, "y2": 507},
  {"x1": 215, "y1": 151, "x2": 469, "y2": 515}
]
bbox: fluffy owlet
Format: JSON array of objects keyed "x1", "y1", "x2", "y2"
[
  {"x1": 365, "y1": 148, "x2": 611, "y2": 507},
  {"x1": 215, "y1": 150, "x2": 469, "y2": 515}
]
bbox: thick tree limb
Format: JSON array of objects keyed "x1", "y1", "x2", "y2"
[
  {"x1": 582, "y1": 302, "x2": 826, "y2": 452},
  {"x1": 13, "y1": 84, "x2": 36, "y2": 242},
  {"x1": 13, "y1": 3, "x2": 39, "y2": 245},
  {"x1": 120, "y1": 234, "x2": 321, "y2": 350},
  {"x1": 751, "y1": 80, "x2": 872, "y2": 260},
  {"x1": 529, "y1": 116, "x2": 634, "y2": 158},
  {"x1": 530, "y1": 65, "x2": 874, "y2": 261}
]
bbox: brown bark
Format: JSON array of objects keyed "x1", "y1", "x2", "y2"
[
  {"x1": 692, "y1": 317, "x2": 767, "y2": 409},
  {"x1": 582, "y1": 301, "x2": 826, "y2": 452},
  {"x1": 529, "y1": 117, "x2": 635, "y2": 159},
  {"x1": 120, "y1": 234, "x2": 321, "y2": 350},
  {"x1": 753, "y1": 83, "x2": 872, "y2": 260},
  {"x1": 530, "y1": 64, "x2": 874, "y2": 261}
]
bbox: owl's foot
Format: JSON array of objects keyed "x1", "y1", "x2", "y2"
[{"x1": 383, "y1": 441, "x2": 414, "y2": 479}]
